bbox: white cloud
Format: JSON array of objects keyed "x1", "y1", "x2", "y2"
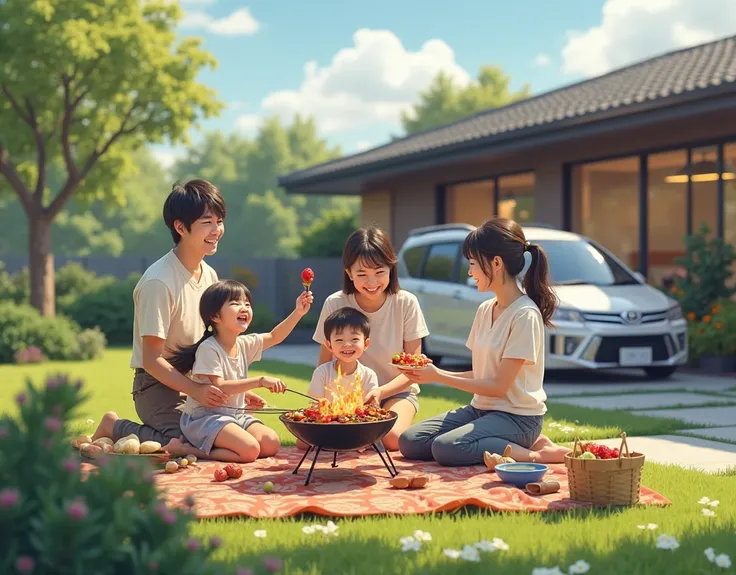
[
  {"x1": 562, "y1": 0, "x2": 736, "y2": 77},
  {"x1": 150, "y1": 147, "x2": 185, "y2": 170},
  {"x1": 354, "y1": 140, "x2": 373, "y2": 152},
  {"x1": 533, "y1": 53, "x2": 551, "y2": 67},
  {"x1": 180, "y1": 7, "x2": 259, "y2": 36},
  {"x1": 180, "y1": 0, "x2": 215, "y2": 5},
  {"x1": 238, "y1": 29, "x2": 470, "y2": 134},
  {"x1": 228, "y1": 101, "x2": 247, "y2": 111},
  {"x1": 235, "y1": 113, "x2": 262, "y2": 134}
]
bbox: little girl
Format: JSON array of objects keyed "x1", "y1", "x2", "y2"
[
  {"x1": 398, "y1": 217, "x2": 571, "y2": 467},
  {"x1": 312, "y1": 226, "x2": 430, "y2": 451},
  {"x1": 170, "y1": 279, "x2": 313, "y2": 463}
]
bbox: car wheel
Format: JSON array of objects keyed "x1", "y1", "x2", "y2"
[
  {"x1": 643, "y1": 366, "x2": 677, "y2": 380},
  {"x1": 421, "y1": 338, "x2": 442, "y2": 366}
]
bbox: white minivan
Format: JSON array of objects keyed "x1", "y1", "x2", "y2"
[{"x1": 397, "y1": 223, "x2": 688, "y2": 379}]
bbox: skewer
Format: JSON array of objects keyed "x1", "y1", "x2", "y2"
[{"x1": 284, "y1": 388, "x2": 320, "y2": 402}]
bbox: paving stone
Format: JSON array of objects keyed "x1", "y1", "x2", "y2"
[
  {"x1": 677, "y1": 426, "x2": 736, "y2": 442},
  {"x1": 595, "y1": 435, "x2": 736, "y2": 474},
  {"x1": 550, "y1": 392, "x2": 728, "y2": 410},
  {"x1": 630, "y1": 406, "x2": 736, "y2": 427}
]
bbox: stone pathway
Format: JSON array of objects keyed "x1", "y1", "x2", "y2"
[{"x1": 549, "y1": 391, "x2": 734, "y2": 410}]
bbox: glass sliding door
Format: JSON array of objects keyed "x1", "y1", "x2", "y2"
[
  {"x1": 498, "y1": 172, "x2": 535, "y2": 223},
  {"x1": 446, "y1": 179, "x2": 494, "y2": 226}
]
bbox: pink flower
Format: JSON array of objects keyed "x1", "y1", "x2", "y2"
[
  {"x1": 43, "y1": 439, "x2": 53, "y2": 449},
  {"x1": 0, "y1": 426, "x2": 7, "y2": 439},
  {"x1": 62, "y1": 458, "x2": 78, "y2": 473},
  {"x1": 46, "y1": 377, "x2": 59, "y2": 390},
  {"x1": 44, "y1": 417, "x2": 63, "y2": 432},
  {"x1": 65, "y1": 498, "x2": 88, "y2": 521},
  {"x1": 163, "y1": 511, "x2": 176, "y2": 525},
  {"x1": 263, "y1": 557, "x2": 283, "y2": 572},
  {"x1": 209, "y1": 536, "x2": 223, "y2": 549},
  {"x1": 235, "y1": 568, "x2": 254, "y2": 575},
  {"x1": 15, "y1": 556, "x2": 34, "y2": 573},
  {"x1": 148, "y1": 561, "x2": 159, "y2": 571},
  {"x1": 15, "y1": 392, "x2": 27, "y2": 405},
  {"x1": 187, "y1": 538, "x2": 200, "y2": 551},
  {"x1": 0, "y1": 488, "x2": 19, "y2": 508}
]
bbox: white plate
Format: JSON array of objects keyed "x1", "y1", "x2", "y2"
[{"x1": 389, "y1": 362, "x2": 430, "y2": 371}]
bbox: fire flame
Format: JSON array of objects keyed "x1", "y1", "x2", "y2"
[{"x1": 314, "y1": 364, "x2": 365, "y2": 417}]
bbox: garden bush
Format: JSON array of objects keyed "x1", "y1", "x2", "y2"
[
  {"x1": 55, "y1": 262, "x2": 116, "y2": 309},
  {"x1": 687, "y1": 299, "x2": 736, "y2": 360},
  {"x1": 0, "y1": 374, "x2": 227, "y2": 575}
]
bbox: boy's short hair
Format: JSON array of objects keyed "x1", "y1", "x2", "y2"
[
  {"x1": 323, "y1": 307, "x2": 371, "y2": 341},
  {"x1": 163, "y1": 179, "x2": 227, "y2": 244}
]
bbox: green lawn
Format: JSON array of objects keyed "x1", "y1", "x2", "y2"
[{"x1": 2, "y1": 349, "x2": 735, "y2": 574}]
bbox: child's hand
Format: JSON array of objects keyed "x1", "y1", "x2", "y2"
[
  {"x1": 245, "y1": 391, "x2": 267, "y2": 409},
  {"x1": 260, "y1": 376, "x2": 287, "y2": 394},
  {"x1": 364, "y1": 388, "x2": 382, "y2": 406},
  {"x1": 295, "y1": 290, "x2": 314, "y2": 317}
]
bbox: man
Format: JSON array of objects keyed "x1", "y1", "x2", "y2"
[{"x1": 93, "y1": 179, "x2": 231, "y2": 456}]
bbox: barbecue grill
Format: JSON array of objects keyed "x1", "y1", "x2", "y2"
[{"x1": 279, "y1": 412, "x2": 399, "y2": 485}]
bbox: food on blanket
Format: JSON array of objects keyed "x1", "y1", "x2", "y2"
[
  {"x1": 119, "y1": 438, "x2": 141, "y2": 454},
  {"x1": 92, "y1": 437, "x2": 113, "y2": 448},
  {"x1": 500, "y1": 445, "x2": 516, "y2": 464},
  {"x1": 225, "y1": 464, "x2": 243, "y2": 479},
  {"x1": 389, "y1": 476, "x2": 411, "y2": 489},
  {"x1": 72, "y1": 434, "x2": 92, "y2": 448},
  {"x1": 177, "y1": 458, "x2": 189, "y2": 467},
  {"x1": 389, "y1": 474, "x2": 429, "y2": 489},
  {"x1": 526, "y1": 481, "x2": 560, "y2": 495},
  {"x1": 186, "y1": 454, "x2": 198, "y2": 464},
  {"x1": 577, "y1": 442, "x2": 620, "y2": 460},
  {"x1": 213, "y1": 467, "x2": 229, "y2": 482},
  {"x1": 409, "y1": 474, "x2": 429, "y2": 488},
  {"x1": 81, "y1": 444, "x2": 103, "y2": 459},
  {"x1": 483, "y1": 445, "x2": 516, "y2": 471},
  {"x1": 301, "y1": 267, "x2": 314, "y2": 291},
  {"x1": 391, "y1": 352, "x2": 431, "y2": 368},
  {"x1": 140, "y1": 441, "x2": 162, "y2": 454},
  {"x1": 114, "y1": 434, "x2": 139, "y2": 453},
  {"x1": 263, "y1": 481, "x2": 274, "y2": 493},
  {"x1": 165, "y1": 461, "x2": 179, "y2": 474},
  {"x1": 283, "y1": 366, "x2": 393, "y2": 423}
]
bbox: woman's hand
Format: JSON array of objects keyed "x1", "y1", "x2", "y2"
[
  {"x1": 364, "y1": 387, "x2": 382, "y2": 406},
  {"x1": 260, "y1": 376, "x2": 287, "y2": 394},
  {"x1": 295, "y1": 290, "x2": 314, "y2": 317},
  {"x1": 244, "y1": 390, "x2": 267, "y2": 409},
  {"x1": 401, "y1": 363, "x2": 439, "y2": 384}
]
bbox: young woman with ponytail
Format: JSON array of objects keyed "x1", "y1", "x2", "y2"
[{"x1": 398, "y1": 217, "x2": 571, "y2": 467}]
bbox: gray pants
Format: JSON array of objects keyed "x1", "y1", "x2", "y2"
[
  {"x1": 398, "y1": 405, "x2": 543, "y2": 467},
  {"x1": 112, "y1": 370, "x2": 184, "y2": 444}
]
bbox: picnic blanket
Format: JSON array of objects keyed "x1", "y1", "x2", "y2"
[{"x1": 120, "y1": 447, "x2": 671, "y2": 518}]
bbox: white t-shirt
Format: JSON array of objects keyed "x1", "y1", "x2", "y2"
[
  {"x1": 466, "y1": 295, "x2": 547, "y2": 416},
  {"x1": 313, "y1": 290, "x2": 430, "y2": 394},
  {"x1": 308, "y1": 360, "x2": 379, "y2": 401},
  {"x1": 180, "y1": 334, "x2": 264, "y2": 414},
  {"x1": 130, "y1": 250, "x2": 218, "y2": 368}
]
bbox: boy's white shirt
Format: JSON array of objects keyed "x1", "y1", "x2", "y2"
[
  {"x1": 466, "y1": 295, "x2": 547, "y2": 416},
  {"x1": 180, "y1": 333, "x2": 265, "y2": 414},
  {"x1": 308, "y1": 359, "x2": 379, "y2": 400},
  {"x1": 130, "y1": 249, "x2": 218, "y2": 368}
]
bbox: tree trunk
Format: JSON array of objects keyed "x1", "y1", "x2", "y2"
[{"x1": 28, "y1": 212, "x2": 55, "y2": 316}]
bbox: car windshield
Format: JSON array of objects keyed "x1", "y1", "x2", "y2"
[{"x1": 531, "y1": 239, "x2": 638, "y2": 286}]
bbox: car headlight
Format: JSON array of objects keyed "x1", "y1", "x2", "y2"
[
  {"x1": 553, "y1": 308, "x2": 584, "y2": 323},
  {"x1": 667, "y1": 304, "x2": 683, "y2": 321}
]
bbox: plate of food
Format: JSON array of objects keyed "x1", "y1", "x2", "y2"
[{"x1": 390, "y1": 352, "x2": 432, "y2": 371}]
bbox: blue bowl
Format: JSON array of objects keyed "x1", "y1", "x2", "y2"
[{"x1": 494, "y1": 462, "x2": 549, "y2": 487}]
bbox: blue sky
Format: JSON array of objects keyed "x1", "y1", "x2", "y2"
[{"x1": 152, "y1": 0, "x2": 736, "y2": 167}]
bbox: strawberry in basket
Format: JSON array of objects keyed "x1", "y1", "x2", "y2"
[{"x1": 577, "y1": 441, "x2": 620, "y2": 460}]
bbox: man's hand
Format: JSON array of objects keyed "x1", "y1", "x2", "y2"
[
  {"x1": 245, "y1": 391, "x2": 267, "y2": 409},
  {"x1": 190, "y1": 384, "x2": 228, "y2": 407}
]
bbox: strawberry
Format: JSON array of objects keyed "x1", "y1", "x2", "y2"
[
  {"x1": 213, "y1": 467, "x2": 229, "y2": 482},
  {"x1": 301, "y1": 268, "x2": 314, "y2": 284}
]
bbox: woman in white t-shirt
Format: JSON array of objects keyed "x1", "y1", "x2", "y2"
[
  {"x1": 313, "y1": 226, "x2": 430, "y2": 451},
  {"x1": 398, "y1": 218, "x2": 571, "y2": 467}
]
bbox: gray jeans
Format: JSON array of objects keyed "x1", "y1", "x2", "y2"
[
  {"x1": 112, "y1": 370, "x2": 184, "y2": 444},
  {"x1": 398, "y1": 405, "x2": 543, "y2": 467}
]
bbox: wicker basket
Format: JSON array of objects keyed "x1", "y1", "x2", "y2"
[{"x1": 564, "y1": 432, "x2": 645, "y2": 506}]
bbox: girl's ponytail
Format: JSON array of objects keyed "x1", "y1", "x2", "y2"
[
  {"x1": 169, "y1": 328, "x2": 214, "y2": 375},
  {"x1": 523, "y1": 243, "x2": 557, "y2": 328}
]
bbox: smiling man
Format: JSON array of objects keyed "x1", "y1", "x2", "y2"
[{"x1": 92, "y1": 179, "x2": 230, "y2": 455}]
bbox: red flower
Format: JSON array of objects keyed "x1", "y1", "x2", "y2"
[
  {"x1": 0, "y1": 488, "x2": 19, "y2": 508},
  {"x1": 16, "y1": 556, "x2": 34, "y2": 574},
  {"x1": 187, "y1": 538, "x2": 200, "y2": 551},
  {"x1": 66, "y1": 498, "x2": 88, "y2": 521},
  {"x1": 44, "y1": 417, "x2": 63, "y2": 432},
  {"x1": 263, "y1": 557, "x2": 283, "y2": 572}
]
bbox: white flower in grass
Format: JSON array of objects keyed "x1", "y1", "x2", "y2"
[
  {"x1": 302, "y1": 526, "x2": 316, "y2": 535},
  {"x1": 548, "y1": 422, "x2": 561, "y2": 428},
  {"x1": 637, "y1": 523, "x2": 658, "y2": 530},
  {"x1": 656, "y1": 534, "x2": 679, "y2": 550},
  {"x1": 568, "y1": 559, "x2": 591, "y2": 574},
  {"x1": 413, "y1": 530, "x2": 432, "y2": 542},
  {"x1": 561, "y1": 426, "x2": 576, "y2": 433},
  {"x1": 400, "y1": 538, "x2": 422, "y2": 552},
  {"x1": 702, "y1": 508, "x2": 716, "y2": 517},
  {"x1": 531, "y1": 567, "x2": 565, "y2": 575},
  {"x1": 460, "y1": 545, "x2": 480, "y2": 562},
  {"x1": 698, "y1": 496, "x2": 718, "y2": 505},
  {"x1": 253, "y1": 530, "x2": 267, "y2": 538},
  {"x1": 322, "y1": 520, "x2": 338, "y2": 534},
  {"x1": 492, "y1": 537, "x2": 509, "y2": 551},
  {"x1": 715, "y1": 554, "x2": 732, "y2": 569},
  {"x1": 443, "y1": 549, "x2": 461, "y2": 559},
  {"x1": 706, "y1": 548, "x2": 717, "y2": 563},
  {"x1": 86, "y1": 419, "x2": 94, "y2": 425},
  {"x1": 708, "y1": 500, "x2": 720, "y2": 507},
  {"x1": 474, "y1": 540, "x2": 496, "y2": 552}
]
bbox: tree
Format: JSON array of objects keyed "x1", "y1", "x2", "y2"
[
  {"x1": 298, "y1": 208, "x2": 359, "y2": 257},
  {"x1": 239, "y1": 190, "x2": 300, "y2": 258},
  {"x1": 401, "y1": 65, "x2": 532, "y2": 134},
  {"x1": 0, "y1": 0, "x2": 222, "y2": 315}
]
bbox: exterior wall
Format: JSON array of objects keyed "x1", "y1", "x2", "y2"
[{"x1": 360, "y1": 190, "x2": 393, "y2": 236}]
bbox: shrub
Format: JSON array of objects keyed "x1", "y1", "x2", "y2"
[
  {"x1": 0, "y1": 262, "x2": 29, "y2": 305},
  {"x1": 297, "y1": 208, "x2": 358, "y2": 257},
  {"x1": 76, "y1": 327, "x2": 107, "y2": 361},
  {"x1": 55, "y1": 262, "x2": 116, "y2": 309},
  {"x1": 688, "y1": 299, "x2": 736, "y2": 359},
  {"x1": 0, "y1": 374, "x2": 226, "y2": 575},
  {"x1": 0, "y1": 303, "x2": 83, "y2": 363},
  {"x1": 61, "y1": 274, "x2": 140, "y2": 346},
  {"x1": 670, "y1": 224, "x2": 736, "y2": 319}
]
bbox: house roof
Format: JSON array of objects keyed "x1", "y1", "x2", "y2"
[{"x1": 279, "y1": 34, "x2": 736, "y2": 190}]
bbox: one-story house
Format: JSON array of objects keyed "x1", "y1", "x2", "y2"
[{"x1": 279, "y1": 35, "x2": 736, "y2": 285}]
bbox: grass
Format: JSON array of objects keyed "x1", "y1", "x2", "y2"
[{"x1": 2, "y1": 349, "x2": 736, "y2": 574}]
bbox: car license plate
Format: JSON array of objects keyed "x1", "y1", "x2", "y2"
[{"x1": 619, "y1": 347, "x2": 653, "y2": 366}]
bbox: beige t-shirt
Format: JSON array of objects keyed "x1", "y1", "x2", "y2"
[
  {"x1": 181, "y1": 333, "x2": 264, "y2": 414},
  {"x1": 308, "y1": 360, "x2": 379, "y2": 401},
  {"x1": 130, "y1": 250, "x2": 218, "y2": 368},
  {"x1": 466, "y1": 295, "x2": 547, "y2": 416},
  {"x1": 313, "y1": 290, "x2": 429, "y2": 394}
]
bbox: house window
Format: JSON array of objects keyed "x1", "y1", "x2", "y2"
[
  {"x1": 690, "y1": 145, "x2": 719, "y2": 239},
  {"x1": 571, "y1": 156, "x2": 640, "y2": 270},
  {"x1": 725, "y1": 143, "x2": 736, "y2": 286},
  {"x1": 446, "y1": 179, "x2": 494, "y2": 226},
  {"x1": 498, "y1": 172, "x2": 535, "y2": 223}
]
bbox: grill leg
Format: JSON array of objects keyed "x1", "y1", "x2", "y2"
[
  {"x1": 372, "y1": 443, "x2": 398, "y2": 477},
  {"x1": 304, "y1": 446, "x2": 322, "y2": 486},
  {"x1": 293, "y1": 445, "x2": 313, "y2": 475},
  {"x1": 381, "y1": 442, "x2": 398, "y2": 475},
  {"x1": 331, "y1": 452, "x2": 338, "y2": 468}
]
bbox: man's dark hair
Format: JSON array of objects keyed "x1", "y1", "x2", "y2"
[
  {"x1": 323, "y1": 307, "x2": 371, "y2": 341},
  {"x1": 163, "y1": 179, "x2": 227, "y2": 244}
]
